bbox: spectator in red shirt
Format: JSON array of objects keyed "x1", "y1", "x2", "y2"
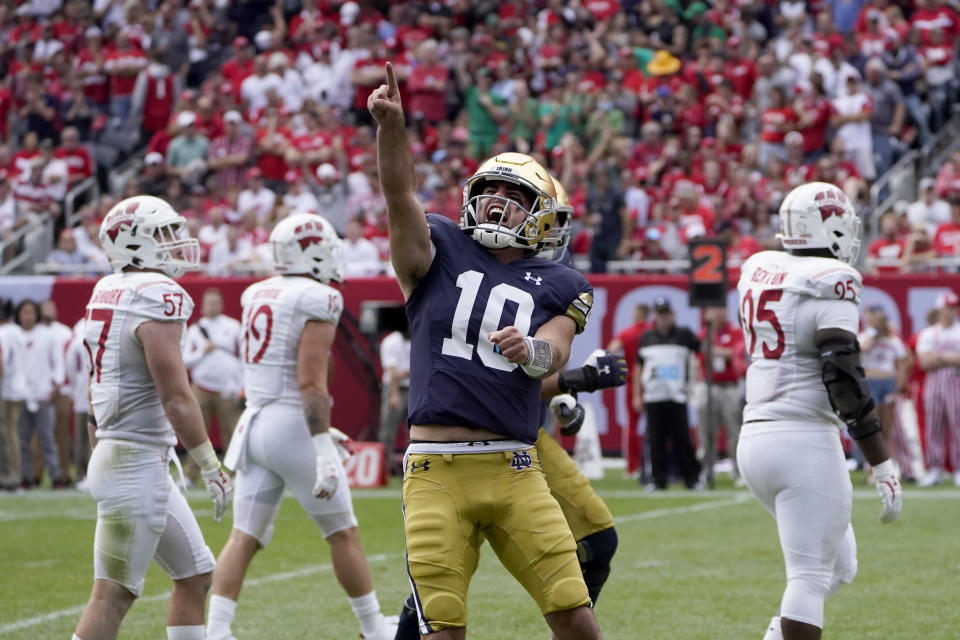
[
  {"x1": 694, "y1": 305, "x2": 747, "y2": 487},
  {"x1": 222, "y1": 36, "x2": 255, "y2": 100},
  {"x1": 758, "y1": 86, "x2": 796, "y2": 168},
  {"x1": 207, "y1": 110, "x2": 252, "y2": 190},
  {"x1": 723, "y1": 40, "x2": 758, "y2": 100},
  {"x1": 74, "y1": 27, "x2": 109, "y2": 108},
  {"x1": 935, "y1": 150, "x2": 960, "y2": 199},
  {"x1": 406, "y1": 39, "x2": 448, "y2": 124},
  {"x1": 54, "y1": 127, "x2": 94, "y2": 187},
  {"x1": 253, "y1": 108, "x2": 291, "y2": 189},
  {"x1": 793, "y1": 74, "x2": 831, "y2": 159},
  {"x1": 868, "y1": 211, "x2": 907, "y2": 272},
  {"x1": 933, "y1": 196, "x2": 960, "y2": 258},
  {"x1": 104, "y1": 32, "x2": 147, "y2": 122},
  {"x1": 606, "y1": 302, "x2": 652, "y2": 478}
]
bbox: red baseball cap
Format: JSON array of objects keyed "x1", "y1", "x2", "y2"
[
  {"x1": 245, "y1": 167, "x2": 263, "y2": 180},
  {"x1": 284, "y1": 169, "x2": 301, "y2": 183},
  {"x1": 233, "y1": 36, "x2": 249, "y2": 48}
]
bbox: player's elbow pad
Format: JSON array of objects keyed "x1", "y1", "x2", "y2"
[{"x1": 819, "y1": 338, "x2": 881, "y2": 440}]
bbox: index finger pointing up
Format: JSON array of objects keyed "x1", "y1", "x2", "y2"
[{"x1": 385, "y1": 61, "x2": 398, "y2": 95}]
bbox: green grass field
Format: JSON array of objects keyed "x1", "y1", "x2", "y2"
[{"x1": 1, "y1": 471, "x2": 958, "y2": 640}]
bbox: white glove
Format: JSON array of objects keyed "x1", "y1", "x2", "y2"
[
  {"x1": 328, "y1": 427, "x2": 354, "y2": 462},
  {"x1": 549, "y1": 394, "x2": 585, "y2": 436},
  {"x1": 190, "y1": 441, "x2": 233, "y2": 522},
  {"x1": 200, "y1": 465, "x2": 233, "y2": 522},
  {"x1": 873, "y1": 460, "x2": 902, "y2": 524},
  {"x1": 312, "y1": 433, "x2": 340, "y2": 499}
]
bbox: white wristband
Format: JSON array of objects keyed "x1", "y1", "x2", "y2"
[
  {"x1": 188, "y1": 440, "x2": 219, "y2": 473},
  {"x1": 872, "y1": 460, "x2": 895, "y2": 476},
  {"x1": 520, "y1": 336, "x2": 553, "y2": 378},
  {"x1": 312, "y1": 433, "x2": 335, "y2": 456}
]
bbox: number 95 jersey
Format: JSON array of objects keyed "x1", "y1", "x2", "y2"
[
  {"x1": 405, "y1": 215, "x2": 593, "y2": 444},
  {"x1": 737, "y1": 251, "x2": 862, "y2": 426},
  {"x1": 240, "y1": 275, "x2": 343, "y2": 409},
  {"x1": 84, "y1": 272, "x2": 195, "y2": 447}
]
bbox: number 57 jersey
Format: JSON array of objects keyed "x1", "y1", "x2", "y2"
[
  {"x1": 240, "y1": 275, "x2": 343, "y2": 409},
  {"x1": 84, "y1": 272, "x2": 195, "y2": 447},
  {"x1": 737, "y1": 251, "x2": 862, "y2": 427}
]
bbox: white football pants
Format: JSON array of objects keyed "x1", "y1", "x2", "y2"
[{"x1": 738, "y1": 422, "x2": 858, "y2": 629}]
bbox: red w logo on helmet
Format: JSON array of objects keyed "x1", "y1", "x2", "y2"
[
  {"x1": 105, "y1": 218, "x2": 132, "y2": 242},
  {"x1": 295, "y1": 221, "x2": 324, "y2": 250},
  {"x1": 297, "y1": 234, "x2": 323, "y2": 250},
  {"x1": 814, "y1": 190, "x2": 846, "y2": 222}
]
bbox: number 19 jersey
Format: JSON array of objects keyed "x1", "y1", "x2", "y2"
[
  {"x1": 240, "y1": 275, "x2": 343, "y2": 409},
  {"x1": 737, "y1": 251, "x2": 862, "y2": 427},
  {"x1": 84, "y1": 272, "x2": 195, "y2": 446}
]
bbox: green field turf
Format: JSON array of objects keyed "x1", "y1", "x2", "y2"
[{"x1": 1, "y1": 471, "x2": 958, "y2": 640}]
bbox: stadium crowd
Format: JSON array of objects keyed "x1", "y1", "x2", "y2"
[{"x1": 1, "y1": 0, "x2": 959, "y2": 275}]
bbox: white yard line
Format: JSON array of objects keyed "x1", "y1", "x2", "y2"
[
  {"x1": 613, "y1": 495, "x2": 752, "y2": 524},
  {"x1": 0, "y1": 554, "x2": 390, "y2": 635}
]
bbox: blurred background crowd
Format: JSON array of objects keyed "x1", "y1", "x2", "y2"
[{"x1": 1, "y1": 0, "x2": 960, "y2": 276}]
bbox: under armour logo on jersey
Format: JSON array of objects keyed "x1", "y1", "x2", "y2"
[
  {"x1": 408, "y1": 459, "x2": 430, "y2": 474},
  {"x1": 524, "y1": 272, "x2": 543, "y2": 286},
  {"x1": 510, "y1": 451, "x2": 533, "y2": 471}
]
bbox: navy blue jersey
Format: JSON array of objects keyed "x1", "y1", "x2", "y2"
[{"x1": 405, "y1": 214, "x2": 593, "y2": 444}]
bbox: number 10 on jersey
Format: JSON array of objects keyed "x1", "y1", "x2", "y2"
[{"x1": 441, "y1": 270, "x2": 535, "y2": 372}]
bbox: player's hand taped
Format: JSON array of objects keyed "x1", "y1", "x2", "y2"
[
  {"x1": 200, "y1": 464, "x2": 233, "y2": 522},
  {"x1": 872, "y1": 460, "x2": 902, "y2": 524},
  {"x1": 584, "y1": 349, "x2": 628, "y2": 389},
  {"x1": 328, "y1": 427, "x2": 355, "y2": 462},
  {"x1": 312, "y1": 433, "x2": 340, "y2": 499},
  {"x1": 549, "y1": 393, "x2": 586, "y2": 436}
]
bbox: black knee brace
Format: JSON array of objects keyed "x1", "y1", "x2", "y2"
[
  {"x1": 576, "y1": 527, "x2": 618, "y2": 604},
  {"x1": 394, "y1": 593, "x2": 419, "y2": 640}
]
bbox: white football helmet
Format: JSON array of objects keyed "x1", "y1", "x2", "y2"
[
  {"x1": 539, "y1": 175, "x2": 573, "y2": 261},
  {"x1": 460, "y1": 153, "x2": 557, "y2": 252},
  {"x1": 271, "y1": 212, "x2": 344, "y2": 282},
  {"x1": 778, "y1": 181, "x2": 862, "y2": 265},
  {"x1": 99, "y1": 195, "x2": 200, "y2": 277}
]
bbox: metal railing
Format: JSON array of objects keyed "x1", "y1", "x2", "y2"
[
  {"x1": 0, "y1": 215, "x2": 54, "y2": 275},
  {"x1": 64, "y1": 177, "x2": 100, "y2": 229},
  {"x1": 869, "y1": 150, "x2": 920, "y2": 233}
]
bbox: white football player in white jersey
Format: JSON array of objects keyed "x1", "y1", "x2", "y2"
[
  {"x1": 737, "y1": 182, "x2": 902, "y2": 640},
  {"x1": 73, "y1": 195, "x2": 233, "y2": 640},
  {"x1": 206, "y1": 213, "x2": 397, "y2": 640}
]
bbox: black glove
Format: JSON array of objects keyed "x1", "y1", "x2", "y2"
[{"x1": 558, "y1": 349, "x2": 628, "y2": 393}]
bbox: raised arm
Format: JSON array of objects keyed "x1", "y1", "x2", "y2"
[{"x1": 368, "y1": 62, "x2": 433, "y2": 299}]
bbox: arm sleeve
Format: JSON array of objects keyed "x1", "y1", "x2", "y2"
[
  {"x1": 129, "y1": 280, "x2": 196, "y2": 337},
  {"x1": 564, "y1": 280, "x2": 594, "y2": 335},
  {"x1": 813, "y1": 298, "x2": 860, "y2": 334},
  {"x1": 300, "y1": 286, "x2": 343, "y2": 325}
]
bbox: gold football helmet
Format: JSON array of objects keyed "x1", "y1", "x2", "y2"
[
  {"x1": 539, "y1": 175, "x2": 574, "y2": 261},
  {"x1": 460, "y1": 152, "x2": 557, "y2": 252}
]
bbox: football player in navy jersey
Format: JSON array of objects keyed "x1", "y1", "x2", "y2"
[{"x1": 369, "y1": 63, "x2": 603, "y2": 639}]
